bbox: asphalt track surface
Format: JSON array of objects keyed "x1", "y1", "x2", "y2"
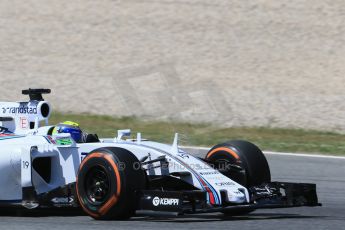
[{"x1": 0, "y1": 149, "x2": 344, "y2": 230}]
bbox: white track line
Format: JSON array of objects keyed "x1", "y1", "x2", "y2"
[
  {"x1": 181, "y1": 146, "x2": 345, "y2": 160},
  {"x1": 263, "y1": 151, "x2": 345, "y2": 160}
]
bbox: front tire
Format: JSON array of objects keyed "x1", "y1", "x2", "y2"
[
  {"x1": 205, "y1": 140, "x2": 271, "y2": 216},
  {"x1": 206, "y1": 140, "x2": 271, "y2": 187},
  {"x1": 76, "y1": 147, "x2": 146, "y2": 220}
]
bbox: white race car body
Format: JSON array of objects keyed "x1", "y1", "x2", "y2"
[
  {"x1": 0, "y1": 89, "x2": 319, "y2": 218},
  {"x1": 0, "y1": 131, "x2": 248, "y2": 206}
]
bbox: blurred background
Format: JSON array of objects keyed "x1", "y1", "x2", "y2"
[{"x1": 1, "y1": 0, "x2": 345, "y2": 152}]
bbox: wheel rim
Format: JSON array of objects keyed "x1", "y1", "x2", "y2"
[
  {"x1": 213, "y1": 156, "x2": 239, "y2": 172},
  {"x1": 210, "y1": 154, "x2": 247, "y2": 186},
  {"x1": 84, "y1": 165, "x2": 111, "y2": 205}
]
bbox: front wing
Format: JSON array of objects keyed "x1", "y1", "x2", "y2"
[{"x1": 138, "y1": 182, "x2": 320, "y2": 214}]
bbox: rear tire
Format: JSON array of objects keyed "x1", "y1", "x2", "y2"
[
  {"x1": 205, "y1": 140, "x2": 271, "y2": 216},
  {"x1": 76, "y1": 147, "x2": 146, "y2": 220}
]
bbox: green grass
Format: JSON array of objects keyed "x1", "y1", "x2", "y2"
[{"x1": 49, "y1": 112, "x2": 345, "y2": 156}]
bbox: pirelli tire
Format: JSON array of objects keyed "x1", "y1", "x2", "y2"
[
  {"x1": 76, "y1": 147, "x2": 146, "y2": 220},
  {"x1": 205, "y1": 140, "x2": 271, "y2": 216},
  {"x1": 206, "y1": 140, "x2": 271, "y2": 187}
]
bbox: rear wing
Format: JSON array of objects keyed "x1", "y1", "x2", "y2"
[{"x1": 0, "y1": 89, "x2": 52, "y2": 134}]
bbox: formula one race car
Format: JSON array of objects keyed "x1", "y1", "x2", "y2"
[{"x1": 0, "y1": 89, "x2": 320, "y2": 220}]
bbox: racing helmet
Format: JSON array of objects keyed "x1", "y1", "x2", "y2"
[{"x1": 52, "y1": 121, "x2": 82, "y2": 143}]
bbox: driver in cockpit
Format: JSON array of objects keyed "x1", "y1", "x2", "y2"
[{"x1": 51, "y1": 121, "x2": 99, "y2": 143}]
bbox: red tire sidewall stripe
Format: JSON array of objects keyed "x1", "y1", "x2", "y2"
[{"x1": 206, "y1": 147, "x2": 240, "y2": 160}]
